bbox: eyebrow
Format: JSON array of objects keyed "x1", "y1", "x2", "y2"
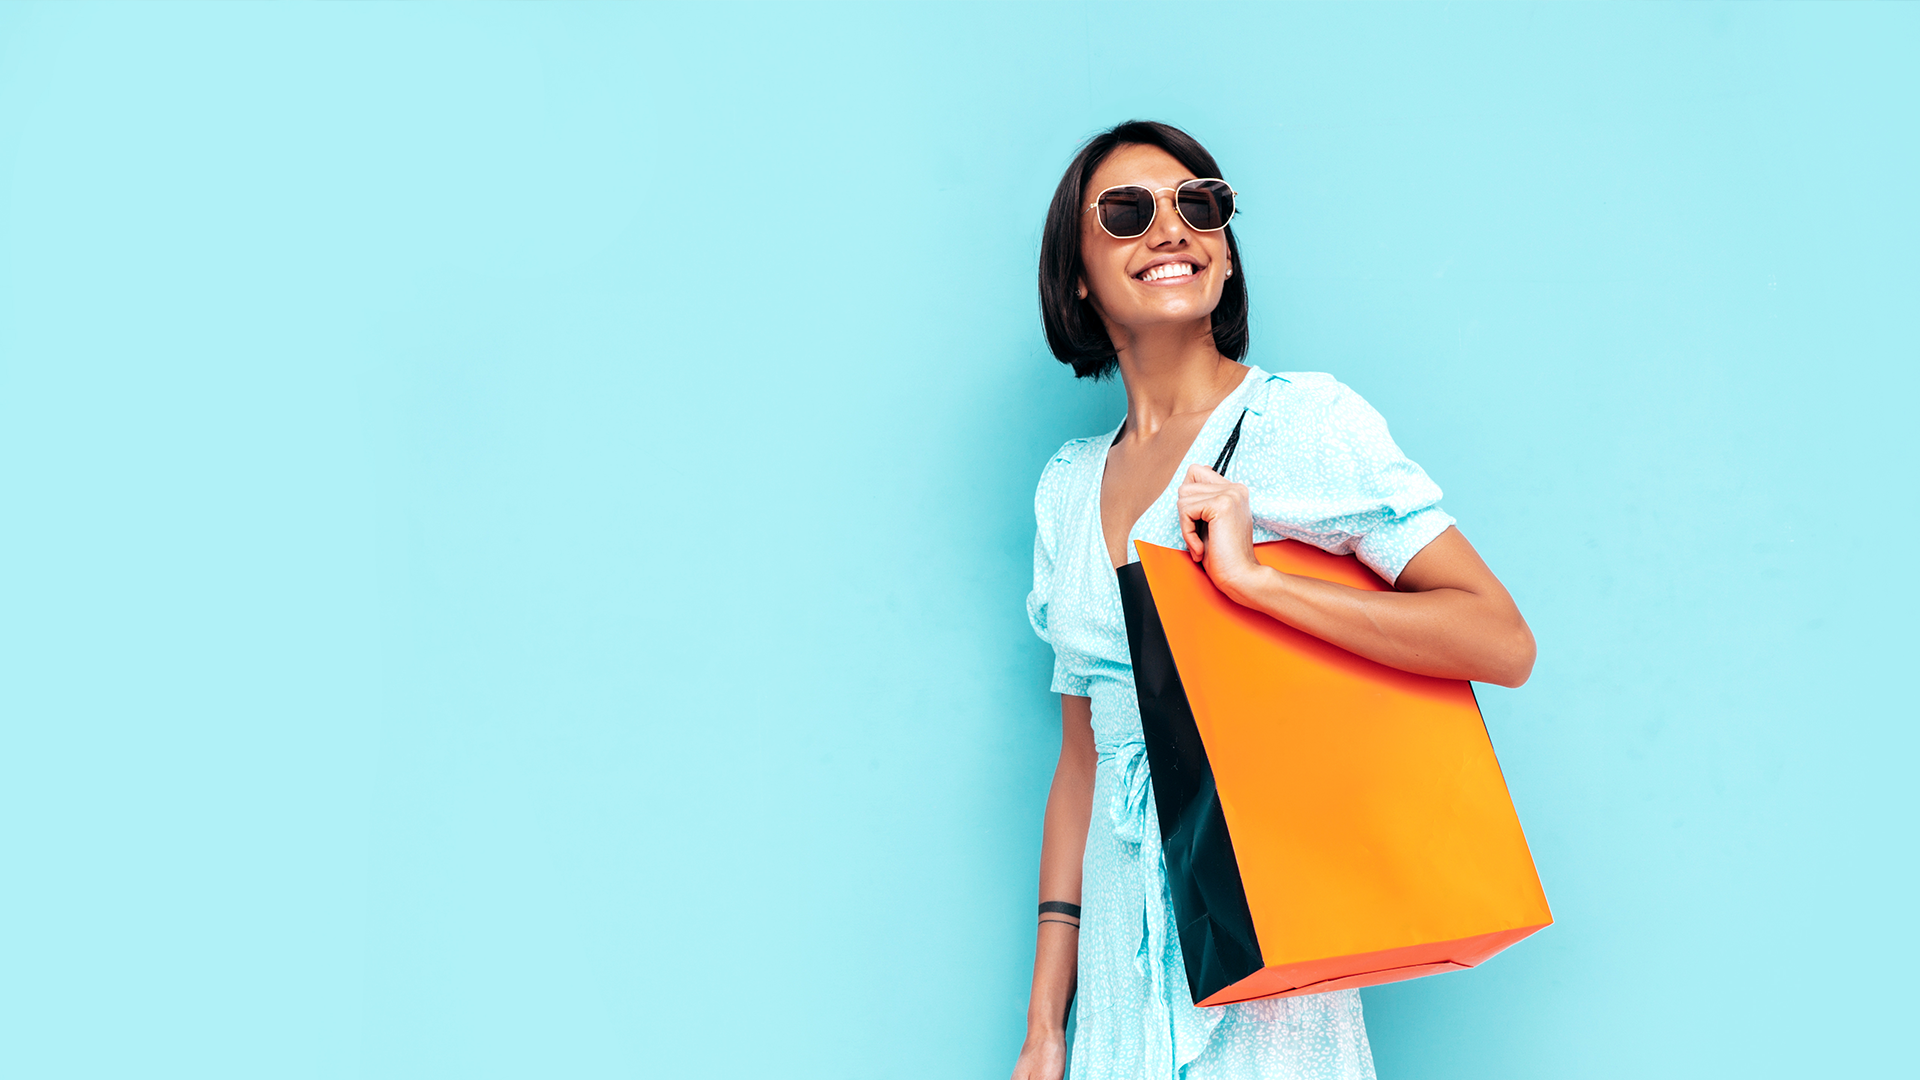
[{"x1": 1100, "y1": 177, "x2": 1200, "y2": 189}]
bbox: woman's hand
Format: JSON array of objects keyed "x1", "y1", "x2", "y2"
[
  {"x1": 1010, "y1": 1027, "x2": 1067, "y2": 1080},
  {"x1": 1178, "y1": 463, "x2": 1267, "y2": 600}
]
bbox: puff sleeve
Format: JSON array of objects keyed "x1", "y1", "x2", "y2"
[
  {"x1": 1026, "y1": 457, "x2": 1062, "y2": 646},
  {"x1": 1243, "y1": 375, "x2": 1455, "y2": 585},
  {"x1": 1026, "y1": 441, "x2": 1094, "y2": 696}
]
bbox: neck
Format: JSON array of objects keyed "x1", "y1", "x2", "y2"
[{"x1": 1112, "y1": 321, "x2": 1242, "y2": 439}]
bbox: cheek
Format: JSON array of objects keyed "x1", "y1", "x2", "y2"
[{"x1": 1083, "y1": 249, "x2": 1134, "y2": 296}]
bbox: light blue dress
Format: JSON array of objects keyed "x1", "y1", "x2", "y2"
[{"x1": 1027, "y1": 366, "x2": 1456, "y2": 1080}]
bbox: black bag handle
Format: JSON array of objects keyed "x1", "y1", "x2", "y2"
[
  {"x1": 1193, "y1": 408, "x2": 1248, "y2": 542},
  {"x1": 1211, "y1": 409, "x2": 1248, "y2": 476}
]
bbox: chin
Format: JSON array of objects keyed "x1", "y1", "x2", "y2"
[{"x1": 1128, "y1": 301, "x2": 1216, "y2": 325}]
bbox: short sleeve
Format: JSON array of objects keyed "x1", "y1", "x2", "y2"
[
  {"x1": 1247, "y1": 376, "x2": 1455, "y2": 585},
  {"x1": 1026, "y1": 457, "x2": 1063, "y2": 646},
  {"x1": 1026, "y1": 441, "x2": 1094, "y2": 696}
]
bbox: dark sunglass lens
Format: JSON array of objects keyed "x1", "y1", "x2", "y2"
[
  {"x1": 1177, "y1": 181, "x2": 1234, "y2": 230},
  {"x1": 1097, "y1": 187, "x2": 1155, "y2": 238}
]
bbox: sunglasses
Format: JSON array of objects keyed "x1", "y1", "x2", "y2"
[{"x1": 1085, "y1": 178, "x2": 1238, "y2": 239}]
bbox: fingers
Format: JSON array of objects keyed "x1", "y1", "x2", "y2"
[
  {"x1": 1180, "y1": 507, "x2": 1206, "y2": 562},
  {"x1": 1176, "y1": 488, "x2": 1247, "y2": 525},
  {"x1": 1178, "y1": 478, "x2": 1252, "y2": 565},
  {"x1": 1177, "y1": 468, "x2": 1240, "y2": 501},
  {"x1": 1178, "y1": 493, "x2": 1216, "y2": 563}
]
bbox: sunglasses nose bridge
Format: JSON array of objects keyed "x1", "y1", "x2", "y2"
[{"x1": 1149, "y1": 187, "x2": 1195, "y2": 240}]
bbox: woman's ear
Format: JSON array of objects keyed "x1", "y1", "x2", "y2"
[{"x1": 1076, "y1": 278, "x2": 1089, "y2": 300}]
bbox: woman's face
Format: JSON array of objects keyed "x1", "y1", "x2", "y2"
[{"x1": 1077, "y1": 143, "x2": 1231, "y2": 341}]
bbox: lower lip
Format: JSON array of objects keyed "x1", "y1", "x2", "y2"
[{"x1": 1136, "y1": 268, "x2": 1202, "y2": 286}]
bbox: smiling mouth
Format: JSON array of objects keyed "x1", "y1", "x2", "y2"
[{"x1": 1137, "y1": 262, "x2": 1200, "y2": 283}]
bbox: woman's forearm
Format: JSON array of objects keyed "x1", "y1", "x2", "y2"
[
  {"x1": 1180, "y1": 475, "x2": 1535, "y2": 687},
  {"x1": 1216, "y1": 530, "x2": 1536, "y2": 687},
  {"x1": 1027, "y1": 695, "x2": 1096, "y2": 1034},
  {"x1": 1221, "y1": 569, "x2": 1530, "y2": 685}
]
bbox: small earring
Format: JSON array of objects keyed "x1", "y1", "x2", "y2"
[{"x1": 1225, "y1": 267, "x2": 1233, "y2": 278}]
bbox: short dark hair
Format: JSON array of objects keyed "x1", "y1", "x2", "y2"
[{"x1": 1038, "y1": 120, "x2": 1249, "y2": 380}]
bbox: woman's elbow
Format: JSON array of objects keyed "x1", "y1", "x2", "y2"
[{"x1": 1486, "y1": 623, "x2": 1536, "y2": 688}]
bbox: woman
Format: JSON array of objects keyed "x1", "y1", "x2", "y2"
[{"x1": 1011, "y1": 121, "x2": 1535, "y2": 1080}]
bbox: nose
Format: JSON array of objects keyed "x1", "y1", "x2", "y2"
[{"x1": 1145, "y1": 188, "x2": 1189, "y2": 246}]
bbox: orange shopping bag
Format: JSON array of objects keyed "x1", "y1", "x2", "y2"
[{"x1": 1116, "y1": 530, "x2": 1551, "y2": 1007}]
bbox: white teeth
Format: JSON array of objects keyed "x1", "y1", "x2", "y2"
[{"x1": 1140, "y1": 262, "x2": 1196, "y2": 282}]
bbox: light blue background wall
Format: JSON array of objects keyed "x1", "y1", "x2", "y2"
[{"x1": 2, "y1": 3, "x2": 1913, "y2": 1077}]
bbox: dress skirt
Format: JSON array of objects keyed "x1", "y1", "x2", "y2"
[{"x1": 1067, "y1": 684, "x2": 1376, "y2": 1080}]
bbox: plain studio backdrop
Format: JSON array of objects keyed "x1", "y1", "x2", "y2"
[{"x1": 1, "y1": 3, "x2": 1913, "y2": 1077}]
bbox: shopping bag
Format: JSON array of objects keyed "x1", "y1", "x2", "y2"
[{"x1": 1115, "y1": 427, "x2": 1551, "y2": 1007}]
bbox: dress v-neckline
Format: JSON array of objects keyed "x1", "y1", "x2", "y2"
[{"x1": 1092, "y1": 367, "x2": 1257, "y2": 570}]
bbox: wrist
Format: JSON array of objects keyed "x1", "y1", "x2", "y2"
[
  {"x1": 1218, "y1": 562, "x2": 1282, "y2": 607},
  {"x1": 1024, "y1": 1016, "x2": 1067, "y2": 1039}
]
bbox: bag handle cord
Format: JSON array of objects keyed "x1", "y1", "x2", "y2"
[{"x1": 1193, "y1": 408, "x2": 1248, "y2": 542}]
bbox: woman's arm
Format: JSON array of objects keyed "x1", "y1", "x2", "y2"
[
  {"x1": 1178, "y1": 465, "x2": 1536, "y2": 688},
  {"x1": 1011, "y1": 694, "x2": 1096, "y2": 1080}
]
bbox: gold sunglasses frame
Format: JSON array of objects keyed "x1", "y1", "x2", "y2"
[{"x1": 1084, "y1": 178, "x2": 1239, "y2": 239}]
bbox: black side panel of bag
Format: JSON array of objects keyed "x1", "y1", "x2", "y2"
[
  {"x1": 1114, "y1": 408, "x2": 1262, "y2": 1005},
  {"x1": 1118, "y1": 565, "x2": 1263, "y2": 1003}
]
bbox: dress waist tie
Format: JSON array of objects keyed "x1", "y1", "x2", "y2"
[{"x1": 1097, "y1": 738, "x2": 1223, "y2": 1077}]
